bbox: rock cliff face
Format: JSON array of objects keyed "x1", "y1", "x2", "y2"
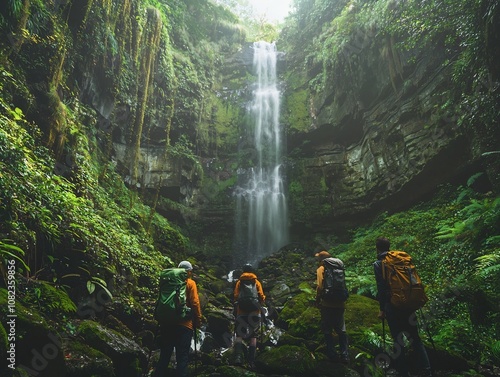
[
  {"x1": 282, "y1": 41, "x2": 498, "y2": 236},
  {"x1": 8, "y1": 0, "x2": 495, "y2": 249}
]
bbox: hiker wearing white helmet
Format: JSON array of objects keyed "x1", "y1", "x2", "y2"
[{"x1": 154, "y1": 260, "x2": 201, "y2": 377}]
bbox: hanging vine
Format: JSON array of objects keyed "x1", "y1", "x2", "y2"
[{"x1": 127, "y1": 6, "x2": 162, "y2": 185}]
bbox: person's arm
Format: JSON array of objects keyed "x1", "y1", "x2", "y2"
[
  {"x1": 187, "y1": 279, "x2": 202, "y2": 328},
  {"x1": 233, "y1": 280, "x2": 240, "y2": 302},
  {"x1": 256, "y1": 280, "x2": 266, "y2": 304},
  {"x1": 373, "y1": 260, "x2": 387, "y2": 318},
  {"x1": 315, "y1": 265, "x2": 324, "y2": 303}
]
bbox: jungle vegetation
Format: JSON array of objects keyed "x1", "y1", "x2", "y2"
[{"x1": 0, "y1": 0, "x2": 499, "y2": 375}]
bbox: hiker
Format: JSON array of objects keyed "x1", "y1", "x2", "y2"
[
  {"x1": 154, "y1": 261, "x2": 202, "y2": 377},
  {"x1": 232, "y1": 263, "x2": 266, "y2": 369},
  {"x1": 315, "y1": 250, "x2": 349, "y2": 364},
  {"x1": 373, "y1": 237, "x2": 432, "y2": 377}
]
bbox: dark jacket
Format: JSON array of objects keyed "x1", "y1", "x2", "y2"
[{"x1": 373, "y1": 251, "x2": 390, "y2": 311}]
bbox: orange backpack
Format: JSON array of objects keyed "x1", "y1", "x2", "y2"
[{"x1": 382, "y1": 251, "x2": 428, "y2": 310}]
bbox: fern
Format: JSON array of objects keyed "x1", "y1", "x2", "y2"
[
  {"x1": 25, "y1": 281, "x2": 77, "y2": 316},
  {"x1": 491, "y1": 340, "x2": 500, "y2": 364}
]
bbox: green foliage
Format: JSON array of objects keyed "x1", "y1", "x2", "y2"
[
  {"x1": 331, "y1": 182, "x2": 499, "y2": 363},
  {"x1": 169, "y1": 134, "x2": 198, "y2": 164},
  {"x1": 0, "y1": 57, "x2": 187, "y2": 320},
  {"x1": 279, "y1": 292, "x2": 315, "y2": 328},
  {"x1": 346, "y1": 273, "x2": 376, "y2": 298},
  {"x1": 432, "y1": 315, "x2": 488, "y2": 361},
  {"x1": 257, "y1": 345, "x2": 316, "y2": 375},
  {"x1": 24, "y1": 280, "x2": 77, "y2": 316},
  {"x1": 491, "y1": 340, "x2": 500, "y2": 365},
  {"x1": 0, "y1": 0, "x2": 23, "y2": 29},
  {"x1": 0, "y1": 239, "x2": 30, "y2": 277},
  {"x1": 284, "y1": 89, "x2": 309, "y2": 132}
]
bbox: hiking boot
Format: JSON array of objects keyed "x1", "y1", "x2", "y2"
[
  {"x1": 248, "y1": 345, "x2": 256, "y2": 370},
  {"x1": 232, "y1": 342, "x2": 244, "y2": 366}
]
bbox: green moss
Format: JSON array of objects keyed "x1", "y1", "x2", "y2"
[
  {"x1": 344, "y1": 294, "x2": 381, "y2": 336},
  {"x1": 64, "y1": 341, "x2": 115, "y2": 377},
  {"x1": 279, "y1": 292, "x2": 312, "y2": 323},
  {"x1": 257, "y1": 345, "x2": 315, "y2": 375},
  {"x1": 24, "y1": 281, "x2": 77, "y2": 316},
  {"x1": 0, "y1": 288, "x2": 48, "y2": 330},
  {"x1": 284, "y1": 89, "x2": 310, "y2": 132}
]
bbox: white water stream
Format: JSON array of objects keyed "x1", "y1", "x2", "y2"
[{"x1": 234, "y1": 41, "x2": 289, "y2": 265}]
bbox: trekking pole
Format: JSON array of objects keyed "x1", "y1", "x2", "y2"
[
  {"x1": 260, "y1": 306, "x2": 265, "y2": 347},
  {"x1": 193, "y1": 325, "x2": 198, "y2": 376},
  {"x1": 381, "y1": 318, "x2": 387, "y2": 377},
  {"x1": 418, "y1": 309, "x2": 436, "y2": 351}
]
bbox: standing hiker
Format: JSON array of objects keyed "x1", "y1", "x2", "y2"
[
  {"x1": 154, "y1": 261, "x2": 202, "y2": 377},
  {"x1": 232, "y1": 263, "x2": 266, "y2": 369},
  {"x1": 315, "y1": 250, "x2": 350, "y2": 364},
  {"x1": 373, "y1": 237, "x2": 432, "y2": 377}
]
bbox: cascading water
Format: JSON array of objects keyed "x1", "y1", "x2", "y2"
[{"x1": 234, "y1": 41, "x2": 288, "y2": 265}]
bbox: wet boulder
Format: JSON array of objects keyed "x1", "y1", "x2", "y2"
[{"x1": 77, "y1": 320, "x2": 147, "y2": 377}]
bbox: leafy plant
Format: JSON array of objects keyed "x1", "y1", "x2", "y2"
[
  {"x1": 0, "y1": 239, "x2": 30, "y2": 285},
  {"x1": 24, "y1": 280, "x2": 77, "y2": 316},
  {"x1": 86, "y1": 276, "x2": 113, "y2": 300}
]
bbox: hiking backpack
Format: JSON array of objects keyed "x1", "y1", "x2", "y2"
[
  {"x1": 154, "y1": 268, "x2": 191, "y2": 325},
  {"x1": 321, "y1": 257, "x2": 349, "y2": 302},
  {"x1": 382, "y1": 251, "x2": 428, "y2": 310},
  {"x1": 237, "y1": 279, "x2": 260, "y2": 312}
]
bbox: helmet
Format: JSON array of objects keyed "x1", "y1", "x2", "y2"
[
  {"x1": 178, "y1": 261, "x2": 193, "y2": 271},
  {"x1": 242, "y1": 263, "x2": 254, "y2": 273}
]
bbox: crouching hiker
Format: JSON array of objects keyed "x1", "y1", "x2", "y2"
[{"x1": 232, "y1": 263, "x2": 266, "y2": 369}]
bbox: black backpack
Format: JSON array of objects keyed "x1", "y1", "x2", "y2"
[
  {"x1": 237, "y1": 279, "x2": 260, "y2": 312},
  {"x1": 321, "y1": 258, "x2": 349, "y2": 302}
]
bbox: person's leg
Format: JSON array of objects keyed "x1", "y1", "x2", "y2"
[
  {"x1": 248, "y1": 337, "x2": 257, "y2": 368},
  {"x1": 385, "y1": 306, "x2": 410, "y2": 376},
  {"x1": 320, "y1": 307, "x2": 336, "y2": 360},
  {"x1": 153, "y1": 327, "x2": 175, "y2": 377},
  {"x1": 331, "y1": 308, "x2": 349, "y2": 363},
  {"x1": 247, "y1": 314, "x2": 261, "y2": 368},
  {"x1": 175, "y1": 325, "x2": 193, "y2": 377},
  {"x1": 233, "y1": 316, "x2": 248, "y2": 365},
  {"x1": 407, "y1": 312, "x2": 432, "y2": 376}
]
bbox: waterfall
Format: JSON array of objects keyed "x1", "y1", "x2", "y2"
[{"x1": 234, "y1": 41, "x2": 288, "y2": 266}]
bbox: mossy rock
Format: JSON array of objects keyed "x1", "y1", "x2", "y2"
[
  {"x1": 345, "y1": 294, "x2": 381, "y2": 335},
  {"x1": 314, "y1": 358, "x2": 361, "y2": 377},
  {"x1": 277, "y1": 332, "x2": 318, "y2": 351},
  {"x1": 287, "y1": 305, "x2": 322, "y2": 342},
  {"x1": 77, "y1": 319, "x2": 147, "y2": 377},
  {"x1": 277, "y1": 291, "x2": 316, "y2": 328},
  {"x1": 64, "y1": 340, "x2": 115, "y2": 377},
  {"x1": 23, "y1": 280, "x2": 77, "y2": 316},
  {"x1": 212, "y1": 365, "x2": 257, "y2": 377},
  {"x1": 343, "y1": 294, "x2": 388, "y2": 356},
  {"x1": 256, "y1": 345, "x2": 316, "y2": 375},
  {"x1": 0, "y1": 288, "x2": 66, "y2": 376}
]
